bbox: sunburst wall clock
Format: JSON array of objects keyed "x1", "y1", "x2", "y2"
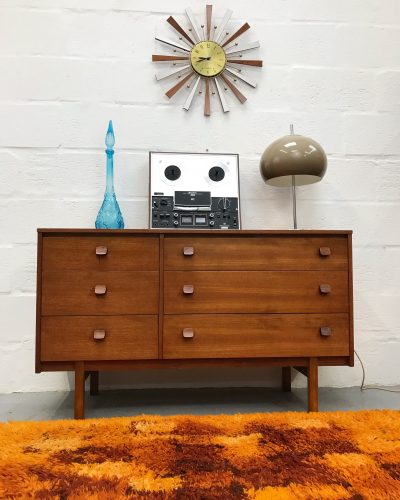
[{"x1": 152, "y1": 5, "x2": 262, "y2": 116}]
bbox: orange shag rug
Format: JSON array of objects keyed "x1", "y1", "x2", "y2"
[{"x1": 0, "y1": 410, "x2": 399, "y2": 499}]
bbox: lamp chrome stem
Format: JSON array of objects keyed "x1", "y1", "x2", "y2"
[
  {"x1": 292, "y1": 175, "x2": 297, "y2": 230},
  {"x1": 291, "y1": 124, "x2": 298, "y2": 229}
]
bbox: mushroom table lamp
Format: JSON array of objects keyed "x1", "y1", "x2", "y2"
[{"x1": 259, "y1": 125, "x2": 327, "y2": 229}]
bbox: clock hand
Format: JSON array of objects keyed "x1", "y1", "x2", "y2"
[{"x1": 197, "y1": 56, "x2": 211, "y2": 61}]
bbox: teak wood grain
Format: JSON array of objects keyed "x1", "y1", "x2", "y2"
[
  {"x1": 164, "y1": 270, "x2": 349, "y2": 314},
  {"x1": 308, "y1": 358, "x2": 319, "y2": 412},
  {"x1": 40, "y1": 357, "x2": 350, "y2": 373},
  {"x1": 164, "y1": 236, "x2": 349, "y2": 271},
  {"x1": 38, "y1": 229, "x2": 352, "y2": 235},
  {"x1": 163, "y1": 313, "x2": 350, "y2": 359},
  {"x1": 74, "y1": 361, "x2": 85, "y2": 419},
  {"x1": 42, "y1": 235, "x2": 159, "y2": 271},
  {"x1": 36, "y1": 229, "x2": 354, "y2": 418},
  {"x1": 41, "y1": 315, "x2": 158, "y2": 361},
  {"x1": 42, "y1": 271, "x2": 159, "y2": 315}
]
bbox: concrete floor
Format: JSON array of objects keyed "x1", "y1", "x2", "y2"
[{"x1": 0, "y1": 386, "x2": 399, "y2": 421}]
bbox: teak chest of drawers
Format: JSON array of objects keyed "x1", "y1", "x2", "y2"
[{"x1": 36, "y1": 229, "x2": 354, "y2": 418}]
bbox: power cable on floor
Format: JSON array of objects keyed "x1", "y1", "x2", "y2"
[{"x1": 354, "y1": 350, "x2": 400, "y2": 393}]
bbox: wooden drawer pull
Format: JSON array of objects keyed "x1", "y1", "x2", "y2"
[
  {"x1": 320, "y1": 327, "x2": 332, "y2": 337},
  {"x1": 94, "y1": 284, "x2": 107, "y2": 295},
  {"x1": 319, "y1": 284, "x2": 332, "y2": 294},
  {"x1": 95, "y1": 246, "x2": 108, "y2": 256},
  {"x1": 93, "y1": 329, "x2": 106, "y2": 340},
  {"x1": 183, "y1": 284, "x2": 194, "y2": 295},
  {"x1": 183, "y1": 246, "x2": 195, "y2": 256},
  {"x1": 182, "y1": 328, "x2": 195, "y2": 339},
  {"x1": 319, "y1": 247, "x2": 331, "y2": 256}
]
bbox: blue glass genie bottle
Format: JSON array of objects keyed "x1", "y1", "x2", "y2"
[{"x1": 95, "y1": 120, "x2": 124, "y2": 229}]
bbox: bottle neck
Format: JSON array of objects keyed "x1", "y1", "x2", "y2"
[{"x1": 105, "y1": 149, "x2": 115, "y2": 194}]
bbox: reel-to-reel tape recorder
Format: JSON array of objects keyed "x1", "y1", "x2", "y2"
[{"x1": 149, "y1": 152, "x2": 241, "y2": 230}]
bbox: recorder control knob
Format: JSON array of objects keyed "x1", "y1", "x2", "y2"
[
  {"x1": 173, "y1": 220, "x2": 179, "y2": 226},
  {"x1": 218, "y1": 197, "x2": 231, "y2": 211},
  {"x1": 173, "y1": 212, "x2": 178, "y2": 218},
  {"x1": 209, "y1": 220, "x2": 215, "y2": 227}
]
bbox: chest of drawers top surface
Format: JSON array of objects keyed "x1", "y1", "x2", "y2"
[{"x1": 38, "y1": 229, "x2": 352, "y2": 235}]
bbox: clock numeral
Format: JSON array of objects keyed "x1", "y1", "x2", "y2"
[
  {"x1": 195, "y1": 49, "x2": 199, "y2": 53},
  {"x1": 207, "y1": 43, "x2": 210, "y2": 48},
  {"x1": 200, "y1": 44, "x2": 204, "y2": 49}
]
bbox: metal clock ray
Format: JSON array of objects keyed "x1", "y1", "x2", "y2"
[{"x1": 152, "y1": 5, "x2": 262, "y2": 116}]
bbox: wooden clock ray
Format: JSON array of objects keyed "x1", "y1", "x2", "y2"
[{"x1": 152, "y1": 5, "x2": 263, "y2": 116}]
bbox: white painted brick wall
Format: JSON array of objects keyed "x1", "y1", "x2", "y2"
[{"x1": 0, "y1": 0, "x2": 399, "y2": 393}]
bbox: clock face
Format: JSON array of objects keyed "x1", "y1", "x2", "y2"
[
  {"x1": 190, "y1": 41, "x2": 226, "y2": 77},
  {"x1": 152, "y1": 5, "x2": 263, "y2": 116}
]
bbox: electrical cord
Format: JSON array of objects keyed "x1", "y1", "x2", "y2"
[{"x1": 354, "y1": 350, "x2": 400, "y2": 393}]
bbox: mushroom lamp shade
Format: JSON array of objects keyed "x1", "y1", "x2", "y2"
[{"x1": 260, "y1": 134, "x2": 327, "y2": 187}]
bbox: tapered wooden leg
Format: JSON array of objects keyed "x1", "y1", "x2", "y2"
[
  {"x1": 282, "y1": 367, "x2": 291, "y2": 392},
  {"x1": 74, "y1": 361, "x2": 85, "y2": 419},
  {"x1": 90, "y1": 371, "x2": 99, "y2": 396},
  {"x1": 308, "y1": 358, "x2": 318, "y2": 412}
]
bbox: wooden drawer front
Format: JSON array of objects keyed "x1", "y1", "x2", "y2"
[
  {"x1": 164, "y1": 236, "x2": 348, "y2": 271},
  {"x1": 41, "y1": 315, "x2": 158, "y2": 361},
  {"x1": 42, "y1": 236, "x2": 159, "y2": 271},
  {"x1": 163, "y1": 314, "x2": 350, "y2": 359},
  {"x1": 42, "y1": 271, "x2": 159, "y2": 315},
  {"x1": 164, "y1": 271, "x2": 348, "y2": 314}
]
